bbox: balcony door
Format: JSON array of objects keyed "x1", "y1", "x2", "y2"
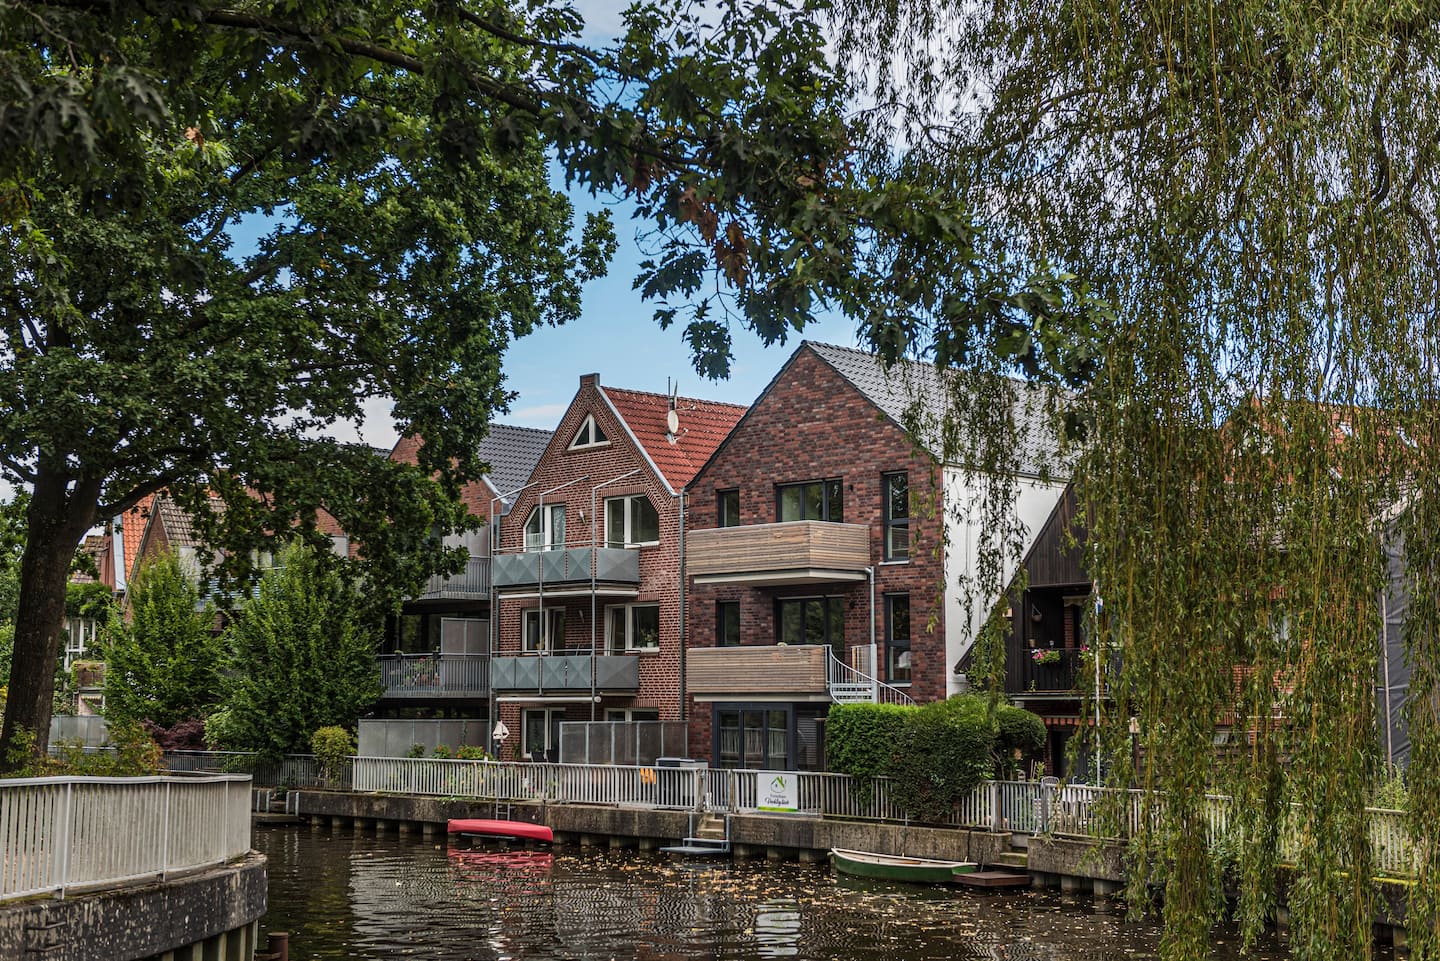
[
  {"x1": 440, "y1": 617, "x2": 488, "y2": 656},
  {"x1": 714, "y1": 706, "x2": 791, "y2": 771}
]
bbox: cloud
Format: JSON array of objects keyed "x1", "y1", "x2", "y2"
[{"x1": 508, "y1": 403, "x2": 569, "y2": 426}]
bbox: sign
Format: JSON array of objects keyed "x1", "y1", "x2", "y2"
[{"x1": 756, "y1": 770, "x2": 798, "y2": 813}]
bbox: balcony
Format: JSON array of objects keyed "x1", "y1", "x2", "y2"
[
  {"x1": 378, "y1": 653, "x2": 491, "y2": 699},
  {"x1": 491, "y1": 547, "x2": 640, "y2": 593},
  {"x1": 1016, "y1": 648, "x2": 1085, "y2": 696},
  {"x1": 416, "y1": 557, "x2": 491, "y2": 599},
  {"x1": 686, "y1": 645, "x2": 830, "y2": 700},
  {"x1": 687, "y1": 521, "x2": 871, "y2": 586},
  {"x1": 491, "y1": 653, "x2": 640, "y2": 693}
]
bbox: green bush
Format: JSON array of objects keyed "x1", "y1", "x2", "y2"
[
  {"x1": 310, "y1": 725, "x2": 355, "y2": 784},
  {"x1": 826, "y1": 702, "x2": 911, "y2": 780},
  {"x1": 454, "y1": 745, "x2": 489, "y2": 761},
  {"x1": 405, "y1": 743, "x2": 426, "y2": 758},
  {"x1": 995, "y1": 703, "x2": 1047, "y2": 775},
  {"x1": 432, "y1": 744, "x2": 451, "y2": 759},
  {"x1": 885, "y1": 699, "x2": 995, "y2": 822}
]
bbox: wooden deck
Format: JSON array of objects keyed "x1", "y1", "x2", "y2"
[{"x1": 953, "y1": 869, "x2": 1032, "y2": 889}]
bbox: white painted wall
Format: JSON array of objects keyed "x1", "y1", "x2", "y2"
[{"x1": 942, "y1": 467, "x2": 1068, "y2": 697}]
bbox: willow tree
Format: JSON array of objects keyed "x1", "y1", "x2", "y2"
[{"x1": 827, "y1": 2, "x2": 1440, "y2": 959}]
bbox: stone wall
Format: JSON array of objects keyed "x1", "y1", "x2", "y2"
[{"x1": 0, "y1": 853, "x2": 266, "y2": 961}]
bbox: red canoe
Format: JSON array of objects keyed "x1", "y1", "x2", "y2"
[{"x1": 446, "y1": 818, "x2": 554, "y2": 843}]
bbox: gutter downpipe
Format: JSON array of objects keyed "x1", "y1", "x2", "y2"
[
  {"x1": 488, "y1": 481, "x2": 538, "y2": 754},
  {"x1": 679, "y1": 488, "x2": 687, "y2": 723},
  {"x1": 589, "y1": 469, "x2": 642, "y2": 721},
  {"x1": 868, "y1": 566, "x2": 877, "y2": 701}
]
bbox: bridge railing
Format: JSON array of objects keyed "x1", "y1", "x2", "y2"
[{"x1": 0, "y1": 774, "x2": 253, "y2": 901}]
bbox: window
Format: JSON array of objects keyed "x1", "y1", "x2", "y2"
[
  {"x1": 717, "y1": 489, "x2": 740, "y2": 528},
  {"x1": 885, "y1": 594, "x2": 911, "y2": 684},
  {"x1": 717, "y1": 601, "x2": 741, "y2": 647},
  {"x1": 776, "y1": 597, "x2": 845, "y2": 647},
  {"x1": 523, "y1": 608, "x2": 566, "y2": 652},
  {"x1": 523, "y1": 504, "x2": 565, "y2": 551},
  {"x1": 605, "y1": 708, "x2": 660, "y2": 722},
  {"x1": 605, "y1": 495, "x2": 660, "y2": 547},
  {"x1": 715, "y1": 707, "x2": 791, "y2": 770},
  {"x1": 522, "y1": 708, "x2": 563, "y2": 761},
  {"x1": 568, "y1": 413, "x2": 609, "y2": 450},
  {"x1": 777, "y1": 479, "x2": 843, "y2": 522},
  {"x1": 440, "y1": 617, "x2": 488, "y2": 656},
  {"x1": 605, "y1": 603, "x2": 660, "y2": 651},
  {"x1": 882, "y1": 472, "x2": 910, "y2": 561}
]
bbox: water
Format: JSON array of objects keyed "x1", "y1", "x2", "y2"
[{"x1": 254, "y1": 827, "x2": 1318, "y2": 961}]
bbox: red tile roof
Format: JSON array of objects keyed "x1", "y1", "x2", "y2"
[
  {"x1": 601, "y1": 386, "x2": 747, "y2": 490},
  {"x1": 120, "y1": 494, "x2": 155, "y2": 584}
]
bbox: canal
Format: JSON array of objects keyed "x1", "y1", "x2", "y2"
[{"x1": 253, "y1": 827, "x2": 1355, "y2": 960}]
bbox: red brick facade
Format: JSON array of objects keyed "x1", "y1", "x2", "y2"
[
  {"x1": 684, "y1": 347, "x2": 950, "y2": 763},
  {"x1": 493, "y1": 375, "x2": 744, "y2": 753}
]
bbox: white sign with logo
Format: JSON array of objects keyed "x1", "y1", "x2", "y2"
[{"x1": 756, "y1": 770, "x2": 798, "y2": 813}]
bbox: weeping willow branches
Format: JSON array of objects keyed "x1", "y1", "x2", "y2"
[{"x1": 834, "y1": 2, "x2": 1440, "y2": 959}]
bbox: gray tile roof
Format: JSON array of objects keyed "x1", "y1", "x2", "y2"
[
  {"x1": 477, "y1": 423, "x2": 553, "y2": 499},
  {"x1": 806, "y1": 342, "x2": 1072, "y2": 479}
]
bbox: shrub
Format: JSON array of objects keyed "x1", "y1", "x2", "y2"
[
  {"x1": 994, "y1": 704, "x2": 1047, "y2": 776},
  {"x1": 454, "y1": 745, "x2": 489, "y2": 761},
  {"x1": 826, "y1": 702, "x2": 911, "y2": 780},
  {"x1": 886, "y1": 699, "x2": 994, "y2": 822},
  {"x1": 432, "y1": 744, "x2": 452, "y2": 759},
  {"x1": 311, "y1": 726, "x2": 356, "y2": 784},
  {"x1": 406, "y1": 743, "x2": 426, "y2": 759}
]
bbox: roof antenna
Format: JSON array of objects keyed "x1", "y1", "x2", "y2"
[{"x1": 666, "y1": 379, "x2": 681, "y2": 444}]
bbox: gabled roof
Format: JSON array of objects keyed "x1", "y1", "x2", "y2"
[
  {"x1": 145, "y1": 494, "x2": 226, "y2": 553},
  {"x1": 600, "y1": 386, "x2": 748, "y2": 492},
  {"x1": 390, "y1": 423, "x2": 552, "y2": 504},
  {"x1": 805, "y1": 342, "x2": 1069, "y2": 478},
  {"x1": 119, "y1": 494, "x2": 155, "y2": 584},
  {"x1": 475, "y1": 424, "x2": 553, "y2": 497}
]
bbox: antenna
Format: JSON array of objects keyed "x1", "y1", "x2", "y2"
[{"x1": 666, "y1": 378, "x2": 681, "y2": 439}]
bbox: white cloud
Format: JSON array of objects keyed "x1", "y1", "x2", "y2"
[{"x1": 508, "y1": 403, "x2": 570, "y2": 427}]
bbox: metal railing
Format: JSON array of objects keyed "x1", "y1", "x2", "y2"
[
  {"x1": 826, "y1": 650, "x2": 915, "y2": 706},
  {"x1": 162, "y1": 751, "x2": 329, "y2": 789},
  {"x1": 0, "y1": 774, "x2": 252, "y2": 901},
  {"x1": 419, "y1": 557, "x2": 491, "y2": 597},
  {"x1": 378, "y1": 653, "x2": 491, "y2": 697},
  {"x1": 351, "y1": 756, "x2": 702, "y2": 809}
]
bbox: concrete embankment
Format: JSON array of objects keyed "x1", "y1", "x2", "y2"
[{"x1": 0, "y1": 853, "x2": 267, "y2": 961}]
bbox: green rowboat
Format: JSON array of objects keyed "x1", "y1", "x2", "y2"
[{"x1": 830, "y1": 848, "x2": 977, "y2": 884}]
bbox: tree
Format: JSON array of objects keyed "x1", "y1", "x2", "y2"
[
  {"x1": 826, "y1": 2, "x2": 1440, "y2": 958},
  {"x1": 0, "y1": 1, "x2": 1089, "y2": 767},
  {"x1": 212, "y1": 541, "x2": 383, "y2": 757},
  {"x1": 101, "y1": 552, "x2": 219, "y2": 733}
]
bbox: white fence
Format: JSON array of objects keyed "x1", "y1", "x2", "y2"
[
  {"x1": 0, "y1": 775, "x2": 253, "y2": 901},
  {"x1": 344, "y1": 757, "x2": 1419, "y2": 876}
]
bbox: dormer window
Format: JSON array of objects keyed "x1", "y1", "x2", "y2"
[{"x1": 569, "y1": 414, "x2": 609, "y2": 451}]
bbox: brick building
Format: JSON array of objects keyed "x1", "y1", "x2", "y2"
[
  {"x1": 490, "y1": 374, "x2": 745, "y2": 761},
  {"x1": 683, "y1": 342, "x2": 1069, "y2": 770}
]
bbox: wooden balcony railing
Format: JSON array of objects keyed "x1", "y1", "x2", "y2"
[
  {"x1": 687, "y1": 521, "x2": 870, "y2": 583},
  {"x1": 687, "y1": 645, "x2": 830, "y2": 698}
]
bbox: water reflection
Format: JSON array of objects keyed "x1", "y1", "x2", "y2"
[{"x1": 254, "y1": 828, "x2": 1371, "y2": 961}]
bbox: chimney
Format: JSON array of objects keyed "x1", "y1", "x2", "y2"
[{"x1": 580, "y1": 373, "x2": 599, "y2": 388}]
